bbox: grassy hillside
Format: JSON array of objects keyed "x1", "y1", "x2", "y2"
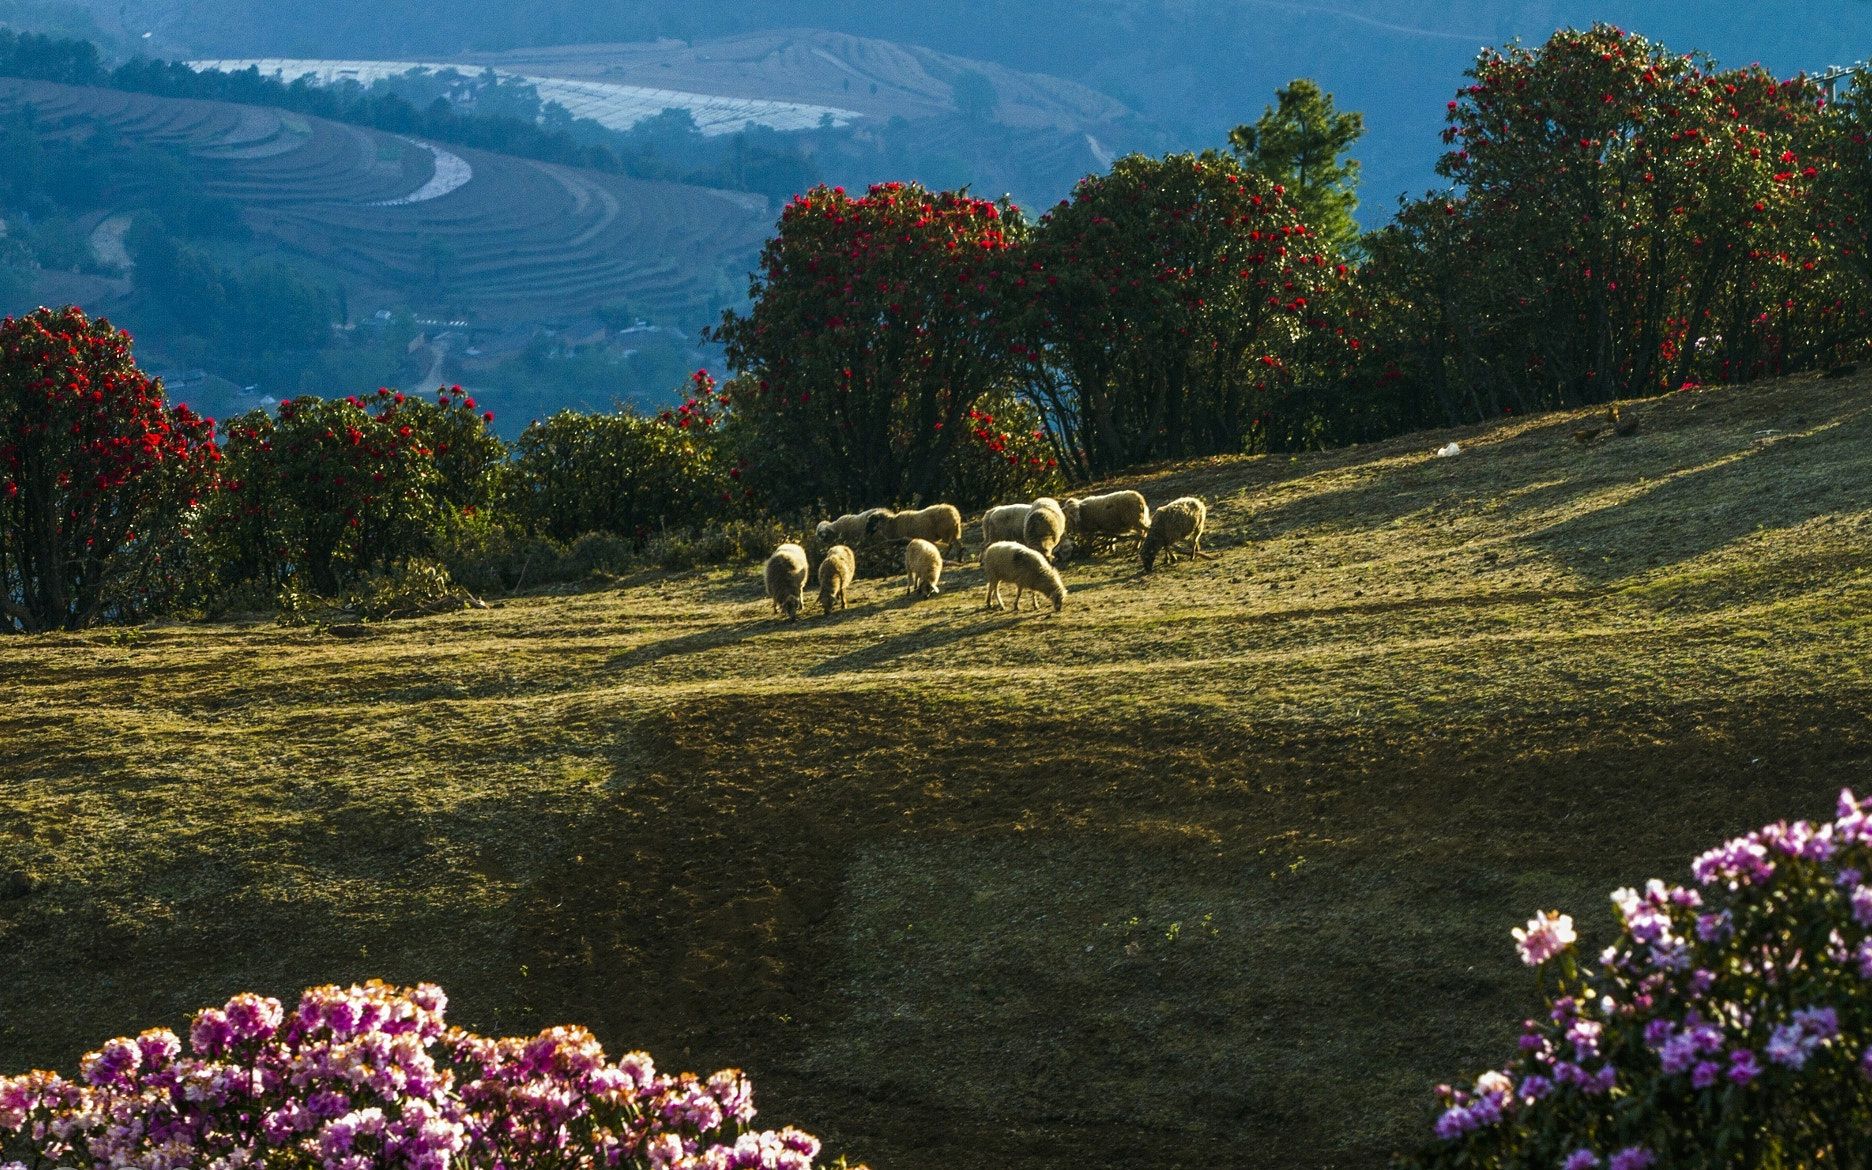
[{"x1": 3, "y1": 372, "x2": 1871, "y2": 1168}]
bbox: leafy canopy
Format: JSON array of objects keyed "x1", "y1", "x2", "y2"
[{"x1": 1229, "y1": 78, "x2": 1365, "y2": 255}]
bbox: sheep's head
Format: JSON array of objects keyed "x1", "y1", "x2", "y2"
[
  {"x1": 1048, "y1": 583, "x2": 1067, "y2": 612},
  {"x1": 814, "y1": 520, "x2": 836, "y2": 544},
  {"x1": 1140, "y1": 533, "x2": 1162, "y2": 573},
  {"x1": 864, "y1": 511, "x2": 888, "y2": 538},
  {"x1": 779, "y1": 594, "x2": 801, "y2": 620},
  {"x1": 1061, "y1": 498, "x2": 1082, "y2": 532}
]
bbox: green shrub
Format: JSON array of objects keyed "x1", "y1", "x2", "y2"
[
  {"x1": 641, "y1": 514, "x2": 794, "y2": 572},
  {"x1": 505, "y1": 384, "x2": 741, "y2": 546}
]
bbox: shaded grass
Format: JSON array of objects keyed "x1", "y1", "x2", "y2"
[{"x1": 3, "y1": 372, "x2": 1872, "y2": 1168}]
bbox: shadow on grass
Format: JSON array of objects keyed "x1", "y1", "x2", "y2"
[
  {"x1": 803, "y1": 611, "x2": 1034, "y2": 675},
  {"x1": 1239, "y1": 396, "x2": 1872, "y2": 586},
  {"x1": 1521, "y1": 406, "x2": 1872, "y2": 583},
  {"x1": 605, "y1": 618, "x2": 774, "y2": 671}
]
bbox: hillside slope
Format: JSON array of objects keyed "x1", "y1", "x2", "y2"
[
  {"x1": 182, "y1": 33, "x2": 1149, "y2": 211},
  {"x1": 3, "y1": 373, "x2": 1871, "y2": 1168},
  {"x1": 47, "y1": 2, "x2": 1872, "y2": 221},
  {"x1": 0, "y1": 76, "x2": 772, "y2": 322},
  {"x1": 465, "y1": 31, "x2": 1140, "y2": 137}
]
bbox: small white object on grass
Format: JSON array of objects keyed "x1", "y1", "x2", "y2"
[{"x1": 1436, "y1": 441, "x2": 1462, "y2": 458}]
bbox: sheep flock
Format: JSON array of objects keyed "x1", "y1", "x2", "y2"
[{"x1": 760, "y1": 489, "x2": 1208, "y2": 621}]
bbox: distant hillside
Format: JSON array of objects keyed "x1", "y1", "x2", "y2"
[
  {"x1": 3, "y1": 368, "x2": 1869, "y2": 1168},
  {"x1": 180, "y1": 31, "x2": 1154, "y2": 213},
  {"x1": 463, "y1": 31, "x2": 1140, "y2": 138},
  {"x1": 46, "y1": 1, "x2": 1872, "y2": 219},
  {"x1": 0, "y1": 76, "x2": 771, "y2": 324}
]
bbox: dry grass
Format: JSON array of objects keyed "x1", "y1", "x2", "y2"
[{"x1": 4, "y1": 373, "x2": 1872, "y2": 1168}]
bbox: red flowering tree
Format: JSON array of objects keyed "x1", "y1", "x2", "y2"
[
  {"x1": 1425, "y1": 24, "x2": 1853, "y2": 412},
  {"x1": 943, "y1": 390, "x2": 1061, "y2": 508},
  {"x1": 1020, "y1": 151, "x2": 1355, "y2": 476},
  {"x1": 209, "y1": 387, "x2": 503, "y2": 595},
  {"x1": 711, "y1": 182, "x2": 1030, "y2": 511},
  {"x1": 0, "y1": 306, "x2": 218, "y2": 632}
]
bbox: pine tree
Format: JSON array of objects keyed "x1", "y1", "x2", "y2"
[{"x1": 1229, "y1": 78, "x2": 1365, "y2": 254}]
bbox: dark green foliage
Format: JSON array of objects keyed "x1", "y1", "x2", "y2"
[
  {"x1": 503, "y1": 403, "x2": 738, "y2": 546},
  {"x1": 951, "y1": 70, "x2": 997, "y2": 122},
  {"x1": 1229, "y1": 78, "x2": 1365, "y2": 255}
]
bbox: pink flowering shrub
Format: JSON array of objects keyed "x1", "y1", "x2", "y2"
[
  {"x1": 1404, "y1": 789, "x2": 1872, "y2": 1169},
  {"x1": 0, "y1": 980, "x2": 858, "y2": 1170}
]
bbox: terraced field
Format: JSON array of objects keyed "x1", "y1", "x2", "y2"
[
  {"x1": 0, "y1": 77, "x2": 772, "y2": 321},
  {"x1": 469, "y1": 31, "x2": 1141, "y2": 134},
  {"x1": 189, "y1": 57, "x2": 866, "y2": 135}
]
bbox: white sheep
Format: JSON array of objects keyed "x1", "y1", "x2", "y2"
[
  {"x1": 1062, "y1": 490, "x2": 1152, "y2": 554},
  {"x1": 764, "y1": 542, "x2": 809, "y2": 619},
  {"x1": 869, "y1": 503, "x2": 965, "y2": 560},
  {"x1": 1023, "y1": 497, "x2": 1067, "y2": 562},
  {"x1": 817, "y1": 544, "x2": 856, "y2": 615},
  {"x1": 903, "y1": 538, "x2": 943, "y2": 598},
  {"x1": 981, "y1": 502, "x2": 1033, "y2": 548},
  {"x1": 1140, "y1": 496, "x2": 1214, "y2": 572},
  {"x1": 815, "y1": 507, "x2": 892, "y2": 547},
  {"x1": 982, "y1": 540, "x2": 1068, "y2": 613}
]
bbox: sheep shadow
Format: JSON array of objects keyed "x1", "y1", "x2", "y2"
[
  {"x1": 801, "y1": 610, "x2": 1026, "y2": 676},
  {"x1": 604, "y1": 617, "x2": 775, "y2": 671}
]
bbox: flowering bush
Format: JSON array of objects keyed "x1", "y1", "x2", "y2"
[
  {"x1": 1365, "y1": 24, "x2": 1870, "y2": 430},
  {"x1": 712, "y1": 181, "x2": 1031, "y2": 511},
  {"x1": 1404, "y1": 788, "x2": 1872, "y2": 1168},
  {"x1": 0, "y1": 306, "x2": 219, "y2": 631},
  {"x1": 0, "y1": 979, "x2": 861, "y2": 1170},
  {"x1": 942, "y1": 391, "x2": 1060, "y2": 509},
  {"x1": 1019, "y1": 151, "x2": 1357, "y2": 474},
  {"x1": 206, "y1": 386, "x2": 503, "y2": 596}
]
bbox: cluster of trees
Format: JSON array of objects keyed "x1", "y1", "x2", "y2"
[
  {"x1": 1361, "y1": 25, "x2": 1872, "y2": 426},
  {"x1": 716, "y1": 25, "x2": 1872, "y2": 501}
]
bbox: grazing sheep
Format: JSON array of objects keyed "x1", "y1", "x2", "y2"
[
  {"x1": 815, "y1": 507, "x2": 893, "y2": 548},
  {"x1": 764, "y1": 543, "x2": 809, "y2": 619},
  {"x1": 868, "y1": 503, "x2": 965, "y2": 560},
  {"x1": 1062, "y1": 490, "x2": 1152, "y2": 554},
  {"x1": 1140, "y1": 496, "x2": 1214, "y2": 572},
  {"x1": 904, "y1": 538, "x2": 943, "y2": 598},
  {"x1": 981, "y1": 503, "x2": 1033, "y2": 547},
  {"x1": 982, "y1": 540, "x2": 1068, "y2": 613},
  {"x1": 1023, "y1": 498, "x2": 1067, "y2": 561},
  {"x1": 817, "y1": 544, "x2": 856, "y2": 615}
]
